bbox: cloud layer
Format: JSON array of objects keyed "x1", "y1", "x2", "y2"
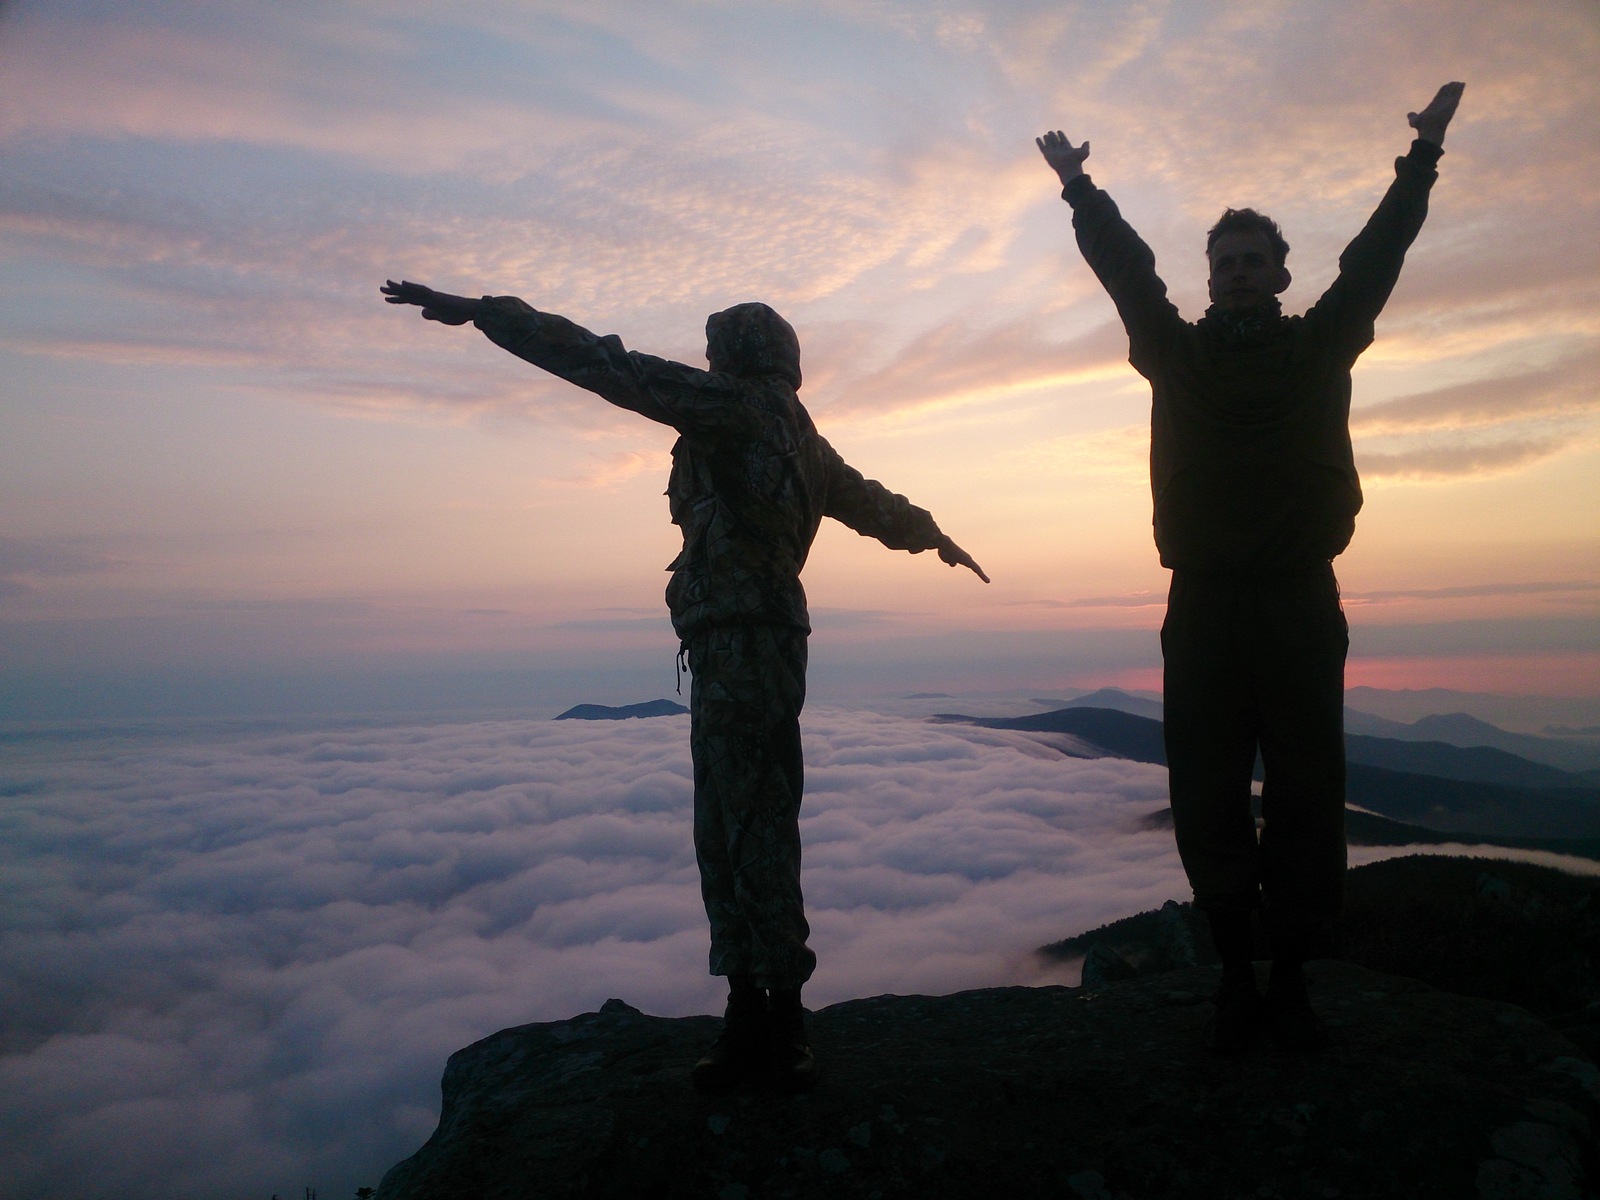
[
  {"x1": 1, "y1": 708, "x2": 1181, "y2": 1198},
  {"x1": 5, "y1": 701, "x2": 1595, "y2": 1197}
]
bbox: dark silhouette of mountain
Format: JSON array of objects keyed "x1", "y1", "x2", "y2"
[
  {"x1": 1345, "y1": 732, "x2": 1580, "y2": 789},
  {"x1": 376, "y1": 957, "x2": 1597, "y2": 1199},
  {"x1": 555, "y1": 699, "x2": 688, "y2": 720},
  {"x1": 937, "y1": 707, "x2": 1600, "y2": 841},
  {"x1": 1408, "y1": 713, "x2": 1600, "y2": 774},
  {"x1": 933, "y1": 707, "x2": 1167, "y2": 764},
  {"x1": 1345, "y1": 762, "x2": 1600, "y2": 838},
  {"x1": 1345, "y1": 703, "x2": 1600, "y2": 774},
  {"x1": 1052, "y1": 686, "x2": 1166, "y2": 721},
  {"x1": 1138, "y1": 802, "x2": 1600, "y2": 861},
  {"x1": 1340, "y1": 706, "x2": 1417, "y2": 738}
]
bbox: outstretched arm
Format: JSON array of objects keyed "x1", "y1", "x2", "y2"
[
  {"x1": 381, "y1": 280, "x2": 480, "y2": 326},
  {"x1": 821, "y1": 444, "x2": 989, "y2": 583},
  {"x1": 1408, "y1": 81, "x2": 1465, "y2": 147},
  {"x1": 382, "y1": 286, "x2": 764, "y2": 438}
]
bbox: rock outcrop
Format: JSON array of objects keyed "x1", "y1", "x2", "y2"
[
  {"x1": 1045, "y1": 856, "x2": 1600, "y2": 1056},
  {"x1": 376, "y1": 962, "x2": 1598, "y2": 1200}
]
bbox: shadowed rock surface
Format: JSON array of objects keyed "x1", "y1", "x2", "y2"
[
  {"x1": 376, "y1": 962, "x2": 1598, "y2": 1200},
  {"x1": 1046, "y1": 856, "x2": 1600, "y2": 1058}
]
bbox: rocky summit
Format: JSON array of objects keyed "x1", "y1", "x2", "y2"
[{"x1": 376, "y1": 962, "x2": 1598, "y2": 1200}]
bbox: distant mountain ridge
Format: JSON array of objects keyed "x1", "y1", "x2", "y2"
[
  {"x1": 554, "y1": 699, "x2": 688, "y2": 721},
  {"x1": 937, "y1": 705, "x2": 1600, "y2": 846},
  {"x1": 1344, "y1": 732, "x2": 1578, "y2": 788},
  {"x1": 1346, "y1": 709, "x2": 1600, "y2": 776},
  {"x1": 1064, "y1": 686, "x2": 1600, "y2": 774}
]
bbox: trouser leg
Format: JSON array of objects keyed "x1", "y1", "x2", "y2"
[
  {"x1": 687, "y1": 624, "x2": 816, "y2": 991},
  {"x1": 1162, "y1": 570, "x2": 1261, "y2": 913},
  {"x1": 1253, "y1": 564, "x2": 1348, "y2": 946}
]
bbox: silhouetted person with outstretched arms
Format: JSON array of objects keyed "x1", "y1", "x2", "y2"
[
  {"x1": 381, "y1": 282, "x2": 988, "y2": 1090},
  {"x1": 1037, "y1": 82, "x2": 1464, "y2": 1053}
]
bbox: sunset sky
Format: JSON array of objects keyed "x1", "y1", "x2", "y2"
[
  {"x1": 2, "y1": 0, "x2": 1597, "y2": 715},
  {"x1": 3, "y1": 5, "x2": 1600, "y2": 1194}
]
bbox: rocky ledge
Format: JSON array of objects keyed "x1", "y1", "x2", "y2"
[{"x1": 376, "y1": 962, "x2": 1598, "y2": 1200}]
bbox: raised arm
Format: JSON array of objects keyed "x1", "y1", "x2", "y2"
[
  {"x1": 1035, "y1": 130, "x2": 1183, "y2": 372},
  {"x1": 1306, "y1": 81, "x2": 1465, "y2": 364},
  {"x1": 820, "y1": 443, "x2": 989, "y2": 582}
]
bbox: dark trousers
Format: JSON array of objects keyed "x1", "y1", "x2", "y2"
[
  {"x1": 1161, "y1": 564, "x2": 1348, "y2": 940},
  {"x1": 686, "y1": 624, "x2": 817, "y2": 990}
]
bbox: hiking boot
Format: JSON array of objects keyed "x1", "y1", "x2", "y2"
[
  {"x1": 1204, "y1": 975, "x2": 1263, "y2": 1055},
  {"x1": 1265, "y1": 967, "x2": 1328, "y2": 1052},
  {"x1": 692, "y1": 984, "x2": 768, "y2": 1093},
  {"x1": 766, "y1": 988, "x2": 817, "y2": 1093}
]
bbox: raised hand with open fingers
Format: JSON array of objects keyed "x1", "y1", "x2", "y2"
[{"x1": 1408, "y1": 81, "x2": 1465, "y2": 147}]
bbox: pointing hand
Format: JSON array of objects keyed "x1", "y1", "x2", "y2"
[{"x1": 937, "y1": 536, "x2": 991, "y2": 584}]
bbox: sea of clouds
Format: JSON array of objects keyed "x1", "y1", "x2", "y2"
[
  {"x1": 0, "y1": 708, "x2": 1180, "y2": 1197},
  {"x1": 1, "y1": 705, "x2": 1572, "y2": 1199}
]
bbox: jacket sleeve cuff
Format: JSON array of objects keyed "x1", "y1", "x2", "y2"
[
  {"x1": 1062, "y1": 174, "x2": 1096, "y2": 207},
  {"x1": 1405, "y1": 138, "x2": 1444, "y2": 169}
]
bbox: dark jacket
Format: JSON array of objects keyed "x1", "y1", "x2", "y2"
[
  {"x1": 474, "y1": 299, "x2": 946, "y2": 638},
  {"x1": 1065, "y1": 140, "x2": 1443, "y2": 572}
]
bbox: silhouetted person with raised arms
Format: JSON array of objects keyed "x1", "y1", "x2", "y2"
[
  {"x1": 381, "y1": 282, "x2": 988, "y2": 1090},
  {"x1": 1036, "y1": 82, "x2": 1464, "y2": 1052}
]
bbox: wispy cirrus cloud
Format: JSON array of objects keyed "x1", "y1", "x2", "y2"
[
  {"x1": 1341, "y1": 580, "x2": 1600, "y2": 605},
  {"x1": 1354, "y1": 347, "x2": 1600, "y2": 437},
  {"x1": 0, "y1": 535, "x2": 128, "y2": 601},
  {"x1": 1017, "y1": 591, "x2": 1164, "y2": 611},
  {"x1": 825, "y1": 316, "x2": 1129, "y2": 419},
  {"x1": 1357, "y1": 427, "x2": 1592, "y2": 481}
]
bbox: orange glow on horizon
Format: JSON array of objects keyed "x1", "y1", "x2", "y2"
[{"x1": 1345, "y1": 652, "x2": 1600, "y2": 698}]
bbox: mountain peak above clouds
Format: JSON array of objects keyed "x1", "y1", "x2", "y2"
[
  {"x1": 555, "y1": 699, "x2": 689, "y2": 721},
  {"x1": 1054, "y1": 687, "x2": 1166, "y2": 722}
]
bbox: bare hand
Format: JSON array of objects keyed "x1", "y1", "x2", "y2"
[
  {"x1": 1036, "y1": 130, "x2": 1090, "y2": 187},
  {"x1": 937, "y1": 536, "x2": 990, "y2": 584},
  {"x1": 1408, "y1": 81, "x2": 1465, "y2": 147},
  {"x1": 381, "y1": 279, "x2": 479, "y2": 325}
]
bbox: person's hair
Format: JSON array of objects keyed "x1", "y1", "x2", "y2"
[{"x1": 1205, "y1": 208, "x2": 1290, "y2": 267}]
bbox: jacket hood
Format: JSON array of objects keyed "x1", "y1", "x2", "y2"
[{"x1": 705, "y1": 302, "x2": 802, "y2": 389}]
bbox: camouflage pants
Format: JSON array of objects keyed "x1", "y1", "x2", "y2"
[{"x1": 685, "y1": 624, "x2": 817, "y2": 990}]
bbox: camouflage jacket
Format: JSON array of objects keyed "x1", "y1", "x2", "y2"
[{"x1": 475, "y1": 298, "x2": 947, "y2": 638}]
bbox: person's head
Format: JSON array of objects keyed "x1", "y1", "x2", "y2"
[
  {"x1": 705, "y1": 302, "x2": 802, "y2": 388},
  {"x1": 1205, "y1": 208, "x2": 1291, "y2": 312}
]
